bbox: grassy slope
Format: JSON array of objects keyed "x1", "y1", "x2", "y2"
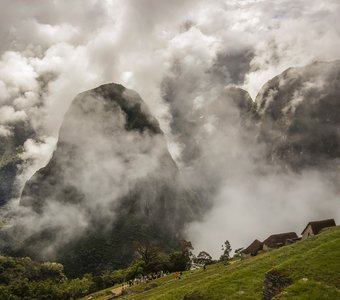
[
  {"x1": 85, "y1": 227, "x2": 340, "y2": 300},
  {"x1": 274, "y1": 280, "x2": 340, "y2": 300}
]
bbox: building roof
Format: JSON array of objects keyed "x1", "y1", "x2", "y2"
[
  {"x1": 263, "y1": 232, "x2": 298, "y2": 248},
  {"x1": 301, "y1": 219, "x2": 336, "y2": 235},
  {"x1": 242, "y1": 239, "x2": 263, "y2": 255}
]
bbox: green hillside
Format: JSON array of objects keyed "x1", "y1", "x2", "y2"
[{"x1": 86, "y1": 226, "x2": 340, "y2": 300}]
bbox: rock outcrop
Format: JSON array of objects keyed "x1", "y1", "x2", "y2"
[{"x1": 262, "y1": 270, "x2": 293, "y2": 300}]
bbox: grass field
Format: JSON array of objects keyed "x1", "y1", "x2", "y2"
[{"x1": 84, "y1": 226, "x2": 340, "y2": 300}]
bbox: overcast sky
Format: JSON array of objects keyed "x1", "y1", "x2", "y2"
[
  {"x1": 1, "y1": 0, "x2": 339, "y2": 139},
  {"x1": 1, "y1": 0, "x2": 340, "y2": 257}
]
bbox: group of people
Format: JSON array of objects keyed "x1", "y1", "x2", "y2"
[{"x1": 126, "y1": 270, "x2": 170, "y2": 287}]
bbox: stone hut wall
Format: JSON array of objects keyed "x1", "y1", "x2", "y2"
[{"x1": 302, "y1": 225, "x2": 314, "y2": 240}]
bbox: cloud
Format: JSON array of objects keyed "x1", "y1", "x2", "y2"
[
  {"x1": 0, "y1": 105, "x2": 27, "y2": 124},
  {"x1": 16, "y1": 137, "x2": 57, "y2": 188},
  {"x1": 0, "y1": 0, "x2": 338, "y2": 137},
  {"x1": 183, "y1": 60, "x2": 340, "y2": 257},
  {"x1": 0, "y1": 0, "x2": 339, "y2": 259},
  {"x1": 0, "y1": 126, "x2": 11, "y2": 137},
  {"x1": 5, "y1": 88, "x2": 190, "y2": 260},
  {"x1": 186, "y1": 165, "x2": 340, "y2": 258}
]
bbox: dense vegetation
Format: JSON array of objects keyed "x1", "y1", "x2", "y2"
[
  {"x1": 0, "y1": 239, "x2": 193, "y2": 299},
  {"x1": 0, "y1": 255, "x2": 98, "y2": 300}
]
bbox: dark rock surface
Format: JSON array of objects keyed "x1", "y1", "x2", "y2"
[
  {"x1": 144, "y1": 283, "x2": 158, "y2": 291},
  {"x1": 262, "y1": 270, "x2": 293, "y2": 300},
  {"x1": 256, "y1": 61, "x2": 340, "y2": 170}
]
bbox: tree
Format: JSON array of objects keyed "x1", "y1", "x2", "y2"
[
  {"x1": 169, "y1": 251, "x2": 191, "y2": 272},
  {"x1": 125, "y1": 259, "x2": 145, "y2": 281},
  {"x1": 178, "y1": 240, "x2": 194, "y2": 253},
  {"x1": 178, "y1": 240, "x2": 194, "y2": 259},
  {"x1": 220, "y1": 240, "x2": 232, "y2": 262},
  {"x1": 233, "y1": 247, "x2": 244, "y2": 259},
  {"x1": 146, "y1": 252, "x2": 170, "y2": 273},
  {"x1": 194, "y1": 251, "x2": 212, "y2": 265},
  {"x1": 132, "y1": 240, "x2": 174, "y2": 274},
  {"x1": 40, "y1": 262, "x2": 65, "y2": 281},
  {"x1": 133, "y1": 240, "x2": 161, "y2": 265},
  {"x1": 166, "y1": 239, "x2": 194, "y2": 272}
]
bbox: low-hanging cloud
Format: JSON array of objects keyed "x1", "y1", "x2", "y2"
[
  {"x1": 0, "y1": 0, "x2": 339, "y2": 260},
  {"x1": 6, "y1": 87, "x2": 188, "y2": 260}
]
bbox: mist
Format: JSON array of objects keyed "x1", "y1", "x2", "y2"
[
  {"x1": 0, "y1": 0, "x2": 340, "y2": 259},
  {"x1": 6, "y1": 85, "x2": 193, "y2": 262}
]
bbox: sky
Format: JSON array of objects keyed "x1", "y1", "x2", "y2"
[{"x1": 0, "y1": 0, "x2": 340, "y2": 257}]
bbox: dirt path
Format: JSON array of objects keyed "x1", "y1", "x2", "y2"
[
  {"x1": 110, "y1": 284, "x2": 129, "y2": 297},
  {"x1": 230, "y1": 259, "x2": 241, "y2": 264}
]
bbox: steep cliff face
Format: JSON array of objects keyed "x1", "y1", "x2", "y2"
[
  {"x1": 8, "y1": 83, "x2": 199, "y2": 276},
  {"x1": 255, "y1": 61, "x2": 340, "y2": 170}
]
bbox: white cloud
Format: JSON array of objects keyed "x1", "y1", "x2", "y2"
[
  {"x1": 0, "y1": 0, "x2": 339, "y2": 257},
  {"x1": 0, "y1": 105, "x2": 27, "y2": 124},
  {"x1": 0, "y1": 125, "x2": 11, "y2": 137}
]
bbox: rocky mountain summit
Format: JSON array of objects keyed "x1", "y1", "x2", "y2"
[
  {"x1": 4, "y1": 83, "x2": 200, "y2": 276},
  {"x1": 256, "y1": 60, "x2": 340, "y2": 170}
]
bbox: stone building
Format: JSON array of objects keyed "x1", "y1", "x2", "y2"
[
  {"x1": 262, "y1": 232, "x2": 298, "y2": 251},
  {"x1": 241, "y1": 239, "x2": 263, "y2": 258},
  {"x1": 301, "y1": 218, "x2": 336, "y2": 240}
]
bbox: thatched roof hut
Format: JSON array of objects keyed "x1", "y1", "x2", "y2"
[
  {"x1": 241, "y1": 239, "x2": 263, "y2": 257},
  {"x1": 301, "y1": 219, "x2": 336, "y2": 240},
  {"x1": 263, "y1": 232, "x2": 298, "y2": 250}
]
